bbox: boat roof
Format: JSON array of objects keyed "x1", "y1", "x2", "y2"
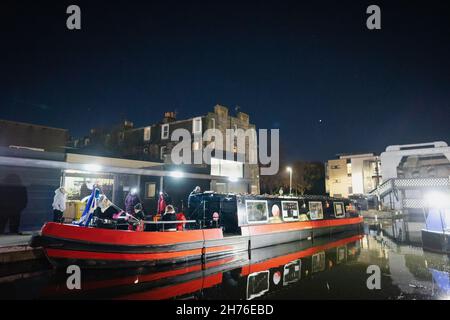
[{"x1": 192, "y1": 192, "x2": 350, "y2": 202}]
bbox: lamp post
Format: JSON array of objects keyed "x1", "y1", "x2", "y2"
[{"x1": 286, "y1": 167, "x2": 292, "y2": 196}]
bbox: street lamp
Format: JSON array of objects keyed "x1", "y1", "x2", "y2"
[{"x1": 286, "y1": 167, "x2": 292, "y2": 196}]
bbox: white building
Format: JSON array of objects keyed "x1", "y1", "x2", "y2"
[
  {"x1": 380, "y1": 141, "x2": 450, "y2": 180},
  {"x1": 325, "y1": 153, "x2": 381, "y2": 198},
  {"x1": 373, "y1": 141, "x2": 450, "y2": 212}
]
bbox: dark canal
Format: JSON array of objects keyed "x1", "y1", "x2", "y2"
[{"x1": 1, "y1": 223, "x2": 449, "y2": 300}]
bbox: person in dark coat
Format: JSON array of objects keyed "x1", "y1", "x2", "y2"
[
  {"x1": 129, "y1": 203, "x2": 145, "y2": 231},
  {"x1": 161, "y1": 205, "x2": 177, "y2": 231},
  {"x1": 124, "y1": 188, "x2": 141, "y2": 214},
  {"x1": 0, "y1": 174, "x2": 27, "y2": 234}
]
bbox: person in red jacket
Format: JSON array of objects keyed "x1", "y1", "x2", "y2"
[{"x1": 176, "y1": 212, "x2": 186, "y2": 231}]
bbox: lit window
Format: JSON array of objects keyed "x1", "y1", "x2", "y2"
[
  {"x1": 161, "y1": 124, "x2": 169, "y2": 139},
  {"x1": 193, "y1": 117, "x2": 202, "y2": 134},
  {"x1": 211, "y1": 118, "x2": 216, "y2": 130},
  {"x1": 192, "y1": 141, "x2": 200, "y2": 151},
  {"x1": 144, "y1": 126, "x2": 151, "y2": 141},
  {"x1": 210, "y1": 158, "x2": 243, "y2": 178},
  {"x1": 145, "y1": 183, "x2": 156, "y2": 198}
]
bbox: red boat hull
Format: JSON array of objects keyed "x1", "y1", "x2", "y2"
[{"x1": 32, "y1": 217, "x2": 363, "y2": 268}]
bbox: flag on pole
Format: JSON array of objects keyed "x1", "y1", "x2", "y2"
[{"x1": 75, "y1": 188, "x2": 100, "y2": 226}]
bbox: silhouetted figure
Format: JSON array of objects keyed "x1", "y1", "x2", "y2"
[
  {"x1": 188, "y1": 186, "x2": 201, "y2": 208},
  {"x1": 124, "y1": 188, "x2": 141, "y2": 214},
  {"x1": 0, "y1": 174, "x2": 28, "y2": 234},
  {"x1": 79, "y1": 183, "x2": 91, "y2": 199}
]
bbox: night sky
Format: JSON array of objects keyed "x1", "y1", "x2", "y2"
[{"x1": 1, "y1": 0, "x2": 450, "y2": 161}]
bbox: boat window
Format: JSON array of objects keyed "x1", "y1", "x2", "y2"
[
  {"x1": 268, "y1": 204, "x2": 283, "y2": 223},
  {"x1": 312, "y1": 252, "x2": 326, "y2": 273},
  {"x1": 281, "y1": 201, "x2": 299, "y2": 221},
  {"x1": 308, "y1": 201, "x2": 323, "y2": 220},
  {"x1": 247, "y1": 271, "x2": 270, "y2": 300},
  {"x1": 283, "y1": 259, "x2": 301, "y2": 286},
  {"x1": 333, "y1": 202, "x2": 345, "y2": 218},
  {"x1": 246, "y1": 200, "x2": 269, "y2": 224}
]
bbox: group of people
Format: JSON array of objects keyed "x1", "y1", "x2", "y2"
[{"x1": 51, "y1": 185, "x2": 184, "y2": 232}]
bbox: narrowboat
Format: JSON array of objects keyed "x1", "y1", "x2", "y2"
[
  {"x1": 39, "y1": 231, "x2": 364, "y2": 299},
  {"x1": 30, "y1": 192, "x2": 363, "y2": 268}
]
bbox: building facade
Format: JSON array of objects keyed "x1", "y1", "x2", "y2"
[
  {"x1": 74, "y1": 105, "x2": 260, "y2": 195},
  {"x1": 325, "y1": 153, "x2": 381, "y2": 198}
]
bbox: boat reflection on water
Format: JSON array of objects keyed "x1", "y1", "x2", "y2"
[{"x1": 39, "y1": 232, "x2": 363, "y2": 300}]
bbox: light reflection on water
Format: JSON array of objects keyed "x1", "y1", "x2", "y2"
[{"x1": 0, "y1": 226, "x2": 449, "y2": 300}]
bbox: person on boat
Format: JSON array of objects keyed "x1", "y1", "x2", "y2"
[
  {"x1": 133, "y1": 203, "x2": 145, "y2": 221},
  {"x1": 124, "y1": 188, "x2": 141, "y2": 214},
  {"x1": 176, "y1": 211, "x2": 187, "y2": 231},
  {"x1": 187, "y1": 186, "x2": 202, "y2": 218},
  {"x1": 156, "y1": 192, "x2": 166, "y2": 216},
  {"x1": 93, "y1": 195, "x2": 121, "y2": 229},
  {"x1": 161, "y1": 204, "x2": 177, "y2": 231},
  {"x1": 128, "y1": 203, "x2": 145, "y2": 231},
  {"x1": 52, "y1": 187, "x2": 67, "y2": 223},
  {"x1": 188, "y1": 186, "x2": 201, "y2": 207}
]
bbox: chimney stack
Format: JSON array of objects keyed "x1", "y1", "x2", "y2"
[{"x1": 163, "y1": 111, "x2": 176, "y2": 123}]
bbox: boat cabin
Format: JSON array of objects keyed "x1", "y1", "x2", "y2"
[{"x1": 187, "y1": 192, "x2": 359, "y2": 234}]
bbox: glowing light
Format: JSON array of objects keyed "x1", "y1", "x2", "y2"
[
  {"x1": 286, "y1": 166, "x2": 292, "y2": 173},
  {"x1": 83, "y1": 164, "x2": 102, "y2": 172},
  {"x1": 170, "y1": 171, "x2": 184, "y2": 178},
  {"x1": 425, "y1": 191, "x2": 450, "y2": 208},
  {"x1": 228, "y1": 176, "x2": 238, "y2": 182}
]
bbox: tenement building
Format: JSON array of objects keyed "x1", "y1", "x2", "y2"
[{"x1": 72, "y1": 105, "x2": 260, "y2": 197}]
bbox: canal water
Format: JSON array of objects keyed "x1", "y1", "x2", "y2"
[{"x1": 0, "y1": 224, "x2": 449, "y2": 300}]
